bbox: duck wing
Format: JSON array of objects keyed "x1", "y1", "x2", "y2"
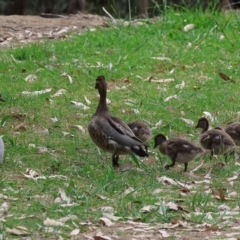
[
  {"x1": 107, "y1": 115, "x2": 145, "y2": 146},
  {"x1": 166, "y1": 139, "x2": 201, "y2": 154},
  {"x1": 93, "y1": 115, "x2": 145, "y2": 147}
]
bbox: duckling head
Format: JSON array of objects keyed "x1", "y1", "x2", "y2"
[
  {"x1": 154, "y1": 134, "x2": 167, "y2": 148},
  {"x1": 195, "y1": 117, "x2": 209, "y2": 133}
]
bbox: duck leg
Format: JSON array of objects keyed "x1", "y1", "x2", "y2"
[{"x1": 112, "y1": 153, "x2": 120, "y2": 167}]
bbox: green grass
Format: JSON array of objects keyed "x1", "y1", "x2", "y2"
[{"x1": 1, "y1": 8, "x2": 240, "y2": 238}]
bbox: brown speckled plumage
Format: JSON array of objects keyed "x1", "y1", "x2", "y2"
[
  {"x1": 224, "y1": 122, "x2": 240, "y2": 146},
  {"x1": 88, "y1": 76, "x2": 148, "y2": 167},
  {"x1": 196, "y1": 117, "x2": 235, "y2": 159},
  {"x1": 154, "y1": 133, "x2": 204, "y2": 172},
  {"x1": 128, "y1": 121, "x2": 152, "y2": 143}
]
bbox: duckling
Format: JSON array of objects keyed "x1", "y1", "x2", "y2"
[
  {"x1": 195, "y1": 117, "x2": 235, "y2": 160},
  {"x1": 154, "y1": 133, "x2": 204, "y2": 172},
  {"x1": 224, "y1": 122, "x2": 240, "y2": 146},
  {"x1": 88, "y1": 75, "x2": 149, "y2": 167},
  {"x1": 127, "y1": 121, "x2": 152, "y2": 143}
]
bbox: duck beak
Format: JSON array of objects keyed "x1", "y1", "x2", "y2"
[{"x1": 95, "y1": 82, "x2": 99, "y2": 89}]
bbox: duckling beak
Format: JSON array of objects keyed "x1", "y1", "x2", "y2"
[{"x1": 95, "y1": 82, "x2": 99, "y2": 89}]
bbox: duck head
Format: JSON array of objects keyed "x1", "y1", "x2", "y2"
[
  {"x1": 154, "y1": 133, "x2": 167, "y2": 148},
  {"x1": 95, "y1": 75, "x2": 107, "y2": 93}
]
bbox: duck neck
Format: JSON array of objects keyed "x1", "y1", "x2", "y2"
[{"x1": 96, "y1": 89, "x2": 108, "y2": 113}]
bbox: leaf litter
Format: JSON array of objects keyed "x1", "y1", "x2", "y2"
[{"x1": 1, "y1": 13, "x2": 239, "y2": 239}]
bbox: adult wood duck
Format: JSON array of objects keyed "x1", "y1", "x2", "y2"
[{"x1": 88, "y1": 75, "x2": 149, "y2": 167}]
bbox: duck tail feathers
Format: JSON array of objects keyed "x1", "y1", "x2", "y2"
[{"x1": 131, "y1": 145, "x2": 149, "y2": 157}]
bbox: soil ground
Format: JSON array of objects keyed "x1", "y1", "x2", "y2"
[{"x1": 0, "y1": 14, "x2": 109, "y2": 47}]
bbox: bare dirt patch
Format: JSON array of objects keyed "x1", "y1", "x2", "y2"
[{"x1": 0, "y1": 13, "x2": 109, "y2": 47}]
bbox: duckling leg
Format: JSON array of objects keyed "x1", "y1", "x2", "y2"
[
  {"x1": 112, "y1": 153, "x2": 120, "y2": 167},
  {"x1": 165, "y1": 160, "x2": 175, "y2": 170},
  {"x1": 209, "y1": 150, "x2": 214, "y2": 160},
  {"x1": 184, "y1": 163, "x2": 188, "y2": 172},
  {"x1": 224, "y1": 153, "x2": 228, "y2": 163}
]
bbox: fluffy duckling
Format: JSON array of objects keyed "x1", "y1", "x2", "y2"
[
  {"x1": 127, "y1": 121, "x2": 152, "y2": 143},
  {"x1": 88, "y1": 75, "x2": 149, "y2": 167},
  {"x1": 154, "y1": 133, "x2": 204, "y2": 172},
  {"x1": 224, "y1": 122, "x2": 240, "y2": 146},
  {"x1": 195, "y1": 117, "x2": 235, "y2": 159}
]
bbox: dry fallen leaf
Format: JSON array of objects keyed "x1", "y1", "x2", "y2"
[
  {"x1": 95, "y1": 194, "x2": 112, "y2": 201},
  {"x1": 62, "y1": 72, "x2": 73, "y2": 84},
  {"x1": 51, "y1": 117, "x2": 58, "y2": 123},
  {"x1": 70, "y1": 101, "x2": 89, "y2": 110},
  {"x1": 15, "y1": 123, "x2": 27, "y2": 132},
  {"x1": 59, "y1": 188, "x2": 71, "y2": 203},
  {"x1": 227, "y1": 175, "x2": 238, "y2": 182},
  {"x1": 102, "y1": 213, "x2": 121, "y2": 221},
  {"x1": 183, "y1": 23, "x2": 195, "y2": 32},
  {"x1": 158, "y1": 229, "x2": 170, "y2": 238},
  {"x1": 203, "y1": 111, "x2": 215, "y2": 122},
  {"x1": 33, "y1": 127, "x2": 49, "y2": 135},
  {"x1": 100, "y1": 206, "x2": 115, "y2": 214},
  {"x1": 70, "y1": 229, "x2": 80, "y2": 236},
  {"x1": 72, "y1": 125, "x2": 86, "y2": 133},
  {"x1": 175, "y1": 81, "x2": 185, "y2": 89},
  {"x1": 22, "y1": 88, "x2": 52, "y2": 96},
  {"x1": 120, "y1": 187, "x2": 135, "y2": 197},
  {"x1": 12, "y1": 112, "x2": 26, "y2": 120},
  {"x1": 99, "y1": 217, "x2": 114, "y2": 227},
  {"x1": 94, "y1": 231, "x2": 112, "y2": 240},
  {"x1": 139, "y1": 205, "x2": 156, "y2": 213},
  {"x1": 84, "y1": 96, "x2": 91, "y2": 105},
  {"x1": 157, "y1": 176, "x2": 193, "y2": 189},
  {"x1": 6, "y1": 226, "x2": 30, "y2": 236},
  {"x1": 190, "y1": 160, "x2": 204, "y2": 174},
  {"x1": 164, "y1": 95, "x2": 178, "y2": 102},
  {"x1": 43, "y1": 218, "x2": 64, "y2": 227},
  {"x1": 151, "y1": 56, "x2": 172, "y2": 61},
  {"x1": 219, "y1": 72, "x2": 235, "y2": 83},
  {"x1": 155, "y1": 119, "x2": 163, "y2": 127},
  {"x1": 0, "y1": 202, "x2": 8, "y2": 217},
  {"x1": 52, "y1": 89, "x2": 67, "y2": 97},
  {"x1": 24, "y1": 74, "x2": 38, "y2": 82},
  {"x1": 148, "y1": 78, "x2": 174, "y2": 83},
  {"x1": 181, "y1": 118, "x2": 195, "y2": 126}
]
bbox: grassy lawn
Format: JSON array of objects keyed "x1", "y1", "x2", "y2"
[{"x1": 1, "y1": 8, "x2": 240, "y2": 239}]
